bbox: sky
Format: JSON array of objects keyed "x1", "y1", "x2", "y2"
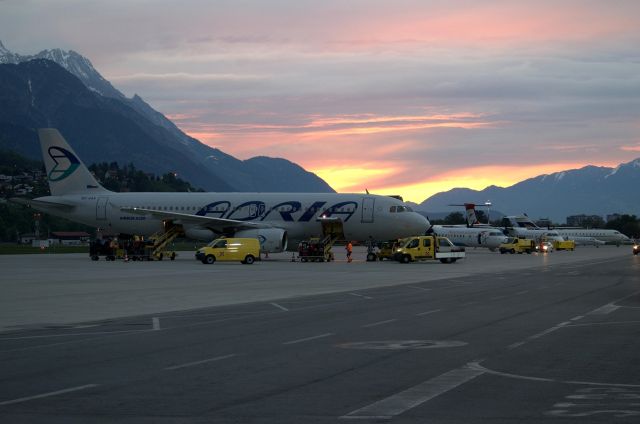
[{"x1": 2, "y1": 0, "x2": 640, "y2": 203}]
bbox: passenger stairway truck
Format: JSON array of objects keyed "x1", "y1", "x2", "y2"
[
  {"x1": 394, "y1": 235, "x2": 466, "y2": 264},
  {"x1": 147, "y1": 224, "x2": 181, "y2": 260},
  {"x1": 499, "y1": 237, "x2": 535, "y2": 254}
]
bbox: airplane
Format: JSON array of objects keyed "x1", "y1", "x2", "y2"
[
  {"x1": 427, "y1": 203, "x2": 508, "y2": 250},
  {"x1": 11, "y1": 129, "x2": 429, "y2": 252},
  {"x1": 504, "y1": 215, "x2": 630, "y2": 246},
  {"x1": 451, "y1": 202, "x2": 565, "y2": 244},
  {"x1": 429, "y1": 225, "x2": 508, "y2": 250}
]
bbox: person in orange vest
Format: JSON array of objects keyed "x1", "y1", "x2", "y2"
[{"x1": 346, "y1": 241, "x2": 353, "y2": 263}]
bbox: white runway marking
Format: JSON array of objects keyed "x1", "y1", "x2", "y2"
[
  {"x1": 164, "y1": 353, "x2": 237, "y2": 370},
  {"x1": 349, "y1": 293, "x2": 373, "y2": 300},
  {"x1": 341, "y1": 367, "x2": 484, "y2": 419},
  {"x1": 408, "y1": 286, "x2": 431, "y2": 292},
  {"x1": 270, "y1": 302, "x2": 289, "y2": 312},
  {"x1": 515, "y1": 290, "x2": 530, "y2": 296},
  {"x1": 362, "y1": 319, "x2": 398, "y2": 328},
  {"x1": 588, "y1": 304, "x2": 620, "y2": 315},
  {"x1": 416, "y1": 309, "x2": 442, "y2": 316},
  {"x1": 283, "y1": 333, "x2": 334, "y2": 345},
  {"x1": 570, "y1": 315, "x2": 585, "y2": 321},
  {"x1": 507, "y1": 341, "x2": 526, "y2": 350},
  {"x1": 152, "y1": 317, "x2": 160, "y2": 331},
  {"x1": 507, "y1": 321, "x2": 569, "y2": 350},
  {"x1": 469, "y1": 362, "x2": 640, "y2": 388},
  {"x1": 0, "y1": 384, "x2": 98, "y2": 406}
]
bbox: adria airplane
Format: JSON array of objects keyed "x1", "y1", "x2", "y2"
[{"x1": 12, "y1": 129, "x2": 429, "y2": 252}]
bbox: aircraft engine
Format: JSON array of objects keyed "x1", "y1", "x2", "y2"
[
  {"x1": 234, "y1": 228, "x2": 288, "y2": 253},
  {"x1": 183, "y1": 227, "x2": 218, "y2": 241}
]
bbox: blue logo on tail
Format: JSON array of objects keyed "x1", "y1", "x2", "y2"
[{"x1": 48, "y1": 147, "x2": 80, "y2": 181}]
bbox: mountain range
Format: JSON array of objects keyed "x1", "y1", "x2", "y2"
[
  {"x1": 0, "y1": 41, "x2": 334, "y2": 193},
  {"x1": 418, "y1": 160, "x2": 640, "y2": 222}
]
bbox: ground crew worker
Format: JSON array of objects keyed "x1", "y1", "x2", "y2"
[{"x1": 346, "y1": 241, "x2": 353, "y2": 263}]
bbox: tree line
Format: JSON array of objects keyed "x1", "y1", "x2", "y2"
[{"x1": 0, "y1": 154, "x2": 202, "y2": 242}]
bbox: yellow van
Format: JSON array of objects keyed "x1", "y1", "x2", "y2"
[{"x1": 196, "y1": 238, "x2": 260, "y2": 264}]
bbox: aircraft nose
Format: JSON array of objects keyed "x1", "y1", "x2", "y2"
[{"x1": 411, "y1": 213, "x2": 430, "y2": 234}]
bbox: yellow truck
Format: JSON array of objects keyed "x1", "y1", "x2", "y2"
[
  {"x1": 499, "y1": 237, "x2": 536, "y2": 254},
  {"x1": 196, "y1": 237, "x2": 260, "y2": 264},
  {"x1": 394, "y1": 235, "x2": 466, "y2": 263},
  {"x1": 552, "y1": 239, "x2": 576, "y2": 251}
]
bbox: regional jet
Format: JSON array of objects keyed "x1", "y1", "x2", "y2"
[
  {"x1": 12, "y1": 129, "x2": 429, "y2": 252},
  {"x1": 504, "y1": 215, "x2": 630, "y2": 246}
]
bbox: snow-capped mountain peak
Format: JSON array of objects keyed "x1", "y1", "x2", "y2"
[{"x1": 0, "y1": 40, "x2": 124, "y2": 99}]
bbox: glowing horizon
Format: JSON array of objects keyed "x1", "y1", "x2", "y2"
[{"x1": 4, "y1": 1, "x2": 639, "y2": 204}]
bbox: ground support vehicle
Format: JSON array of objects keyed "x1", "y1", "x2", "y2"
[
  {"x1": 375, "y1": 240, "x2": 399, "y2": 261},
  {"x1": 297, "y1": 217, "x2": 343, "y2": 262},
  {"x1": 196, "y1": 237, "x2": 260, "y2": 264},
  {"x1": 536, "y1": 241, "x2": 554, "y2": 253},
  {"x1": 633, "y1": 241, "x2": 639, "y2": 255},
  {"x1": 89, "y1": 238, "x2": 117, "y2": 261},
  {"x1": 499, "y1": 237, "x2": 535, "y2": 254},
  {"x1": 298, "y1": 236, "x2": 335, "y2": 262},
  {"x1": 394, "y1": 235, "x2": 466, "y2": 264},
  {"x1": 552, "y1": 239, "x2": 575, "y2": 251}
]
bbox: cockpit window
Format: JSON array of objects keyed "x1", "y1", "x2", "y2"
[{"x1": 390, "y1": 205, "x2": 412, "y2": 213}]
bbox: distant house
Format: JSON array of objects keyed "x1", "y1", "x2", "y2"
[
  {"x1": 50, "y1": 231, "x2": 91, "y2": 246},
  {"x1": 19, "y1": 233, "x2": 36, "y2": 244}
]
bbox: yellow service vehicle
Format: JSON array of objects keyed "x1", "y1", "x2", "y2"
[
  {"x1": 376, "y1": 240, "x2": 399, "y2": 261},
  {"x1": 196, "y1": 237, "x2": 260, "y2": 264},
  {"x1": 499, "y1": 237, "x2": 535, "y2": 254},
  {"x1": 552, "y1": 239, "x2": 575, "y2": 251},
  {"x1": 394, "y1": 235, "x2": 466, "y2": 264}
]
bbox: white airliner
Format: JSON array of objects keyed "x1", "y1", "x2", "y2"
[
  {"x1": 450, "y1": 202, "x2": 564, "y2": 244},
  {"x1": 504, "y1": 215, "x2": 630, "y2": 246},
  {"x1": 12, "y1": 129, "x2": 429, "y2": 252},
  {"x1": 430, "y1": 225, "x2": 508, "y2": 250}
]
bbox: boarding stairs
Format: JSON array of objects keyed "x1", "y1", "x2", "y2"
[{"x1": 148, "y1": 224, "x2": 183, "y2": 260}]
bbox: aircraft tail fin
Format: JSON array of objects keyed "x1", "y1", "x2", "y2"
[
  {"x1": 39, "y1": 128, "x2": 109, "y2": 196},
  {"x1": 464, "y1": 203, "x2": 480, "y2": 227}
]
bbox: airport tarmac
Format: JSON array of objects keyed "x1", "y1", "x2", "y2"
[
  {"x1": 1, "y1": 245, "x2": 639, "y2": 423},
  {"x1": 0, "y1": 245, "x2": 631, "y2": 331}
]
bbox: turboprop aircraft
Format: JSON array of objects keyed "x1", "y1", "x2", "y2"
[
  {"x1": 429, "y1": 203, "x2": 507, "y2": 249},
  {"x1": 11, "y1": 129, "x2": 429, "y2": 252}
]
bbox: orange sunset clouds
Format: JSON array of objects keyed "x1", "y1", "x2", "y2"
[{"x1": 4, "y1": 0, "x2": 639, "y2": 203}]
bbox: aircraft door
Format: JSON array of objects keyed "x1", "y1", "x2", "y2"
[
  {"x1": 96, "y1": 196, "x2": 109, "y2": 221},
  {"x1": 361, "y1": 197, "x2": 375, "y2": 223}
]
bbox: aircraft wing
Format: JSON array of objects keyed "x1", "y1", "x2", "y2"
[
  {"x1": 9, "y1": 197, "x2": 75, "y2": 211},
  {"x1": 120, "y1": 207, "x2": 274, "y2": 232}
]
